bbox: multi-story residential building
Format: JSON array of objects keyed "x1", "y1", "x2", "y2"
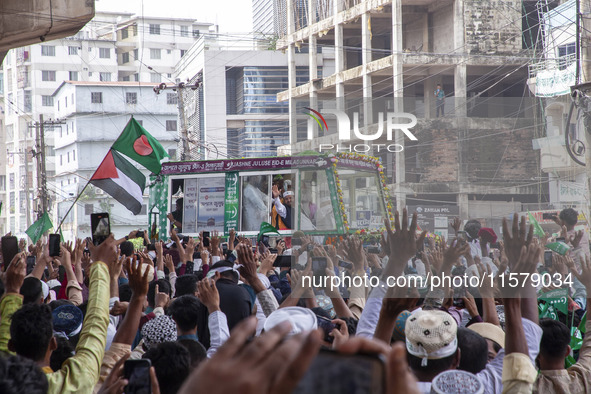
[
  {"x1": 0, "y1": 11, "x2": 216, "y2": 237},
  {"x1": 277, "y1": 0, "x2": 545, "y2": 233},
  {"x1": 174, "y1": 34, "x2": 333, "y2": 159},
  {"x1": 94, "y1": 13, "x2": 215, "y2": 83},
  {"x1": 527, "y1": 0, "x2": 586, "y2": 214},
  {"x1": 51, "y1": 82, "x2": 178, "y2": 240},
  {"x1": 1, "y1": 34, "x2": 119, "y2": 236}
]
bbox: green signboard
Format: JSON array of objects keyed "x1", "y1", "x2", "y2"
[
  {"x1": 224, "y1": 172, "x2": 240, "y2": 234},
  {"x1": 148, "y1": 175, "x2": 169, "y2": 241}
]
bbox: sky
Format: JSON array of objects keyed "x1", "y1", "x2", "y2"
[{"x1": 95, "y1": 0, "x2": 253, "y2": 34}]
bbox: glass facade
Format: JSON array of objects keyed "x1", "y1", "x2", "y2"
[{"x1": 226, "y1": 66, "x2": 317, "y2": 158}]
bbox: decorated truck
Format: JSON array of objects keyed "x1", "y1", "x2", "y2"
[{"x1": 148, "y1": 153, "x2": 394, "y2": 239}]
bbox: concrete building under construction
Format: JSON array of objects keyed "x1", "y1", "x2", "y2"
[{"x1": 277, "y1": 0, "x2": 546, "y2": 233}]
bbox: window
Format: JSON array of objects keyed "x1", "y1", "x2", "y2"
[
  {"x1": 69, "y1": 71, "x2": 78, "y2": 81},
  {"x1": 166, "y1": 120, "x2": 177, "y2": 131},
  {"x1": 122, "y1": 76, "x2": 130, "y2": 81},
  {"x1": 126, "y1": 92, "x2": 137, "y2": 104},
  {"x1": 167, "y1": 93, "x2": 178, "y2": 105},
  {"x1": 558, "y1": 43, "x2": 576, "y2": 70},
  {"x1": 23, "y1": 91, "x2": 31, "y2": 112},
  {"x1": 136, "y1": 120, "x2": 143, "y2": 126},
  {"x1": 167, "y1": 73, "x2": 172, "y2": 78},
  {"x1": 41, "y1": 70, "x2": 56, "y2": 81},
  {"x1": 68, "y1": 46, "x2": 79, "y2": 55},
  {"x1": 133, "y1": 73, "x2": 139, "y2": 82},
  {"x1": 73, "y1": 150, "x2": 76, "y2": 161},
  {"x1": 193, "y1": 30, "x2": 200, "y2": 37},
  {"x1": 99, "y1": 72, "x2": 111, "y2": 82},
  {"x1": 180, "y1": 50, "x2": 187, "y2": 57},
  {"x1": 150, "y1": 48, "x2": 161, "y2": 59},
  {"x1": 140, "y1": 205, "x2": 147, "y2": 215},
  {"x1": 84, "y1": 204, "x2": 93, "y2": 215},
  {"x1": 60, "y1": 155, "x2": 63, "y2": 165},
  {"x1": 149, "y1": 24, "x2": 160, "y2": 35},
  {"x1": 134, "y1": 49, "x2": 138, "y2": 59},
  {"x1": 121, "y1": 27, "x2": 129, "y2": 40},
  {"x1": 150, "y1": 73, "x2": 161, "y2": 83},
  {"x1": 42, "y1": 95, "x2": 54, "y2": 106},
  {"x1": 167, "y1": 49, "x2": 171, "y2": 54},
  {"x1": 91, "y1": 92, "x2": 103, "y2": 104},
  {"x1": 122, "y1": 52, "x2": 130, "y2": 63},
  {"x1": 41, "y1": 46, "x2": 55, "y2": 56},
  {"x1": 168, "y1": 148, "x2": 177, "y2": 160},
  {"x1": 67, "y1": 152, "x2": 70, "y2": 163},
  {"x1": 180, "y1": 25, "x2": 189, "y2": 37},
  {"x1": 99, "y1": 48, "x2": 110, "y2": 58},
  {"x1": 6, "y1": 94, "x2": 12, "y2": 115},
  {"x1": 65, "y1": 97, "x2": 67, "y2": 107}
]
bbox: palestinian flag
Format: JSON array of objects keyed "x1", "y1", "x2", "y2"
[
  {"x1": 112, "y1": 117, "x2": 169, "y2": 175},
  {"x1": 90, "y1": 150, "x2": 146, "y2": 215}
]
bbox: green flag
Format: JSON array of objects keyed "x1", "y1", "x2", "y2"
[
  {"x1": 25, "y1": 212, "x2": 53, "y2": 244},
  {"x1": 538, "y1": 302, "x2": 558, "y2": 320},
  {"x1": 539, "y1": 288, "x2": 568, "y2": 315},
  {"x1": 111, "y1": 117, "x2": 170, "y2": 174},
  {"x1": 527, "y1": 211, "x2": 545, "y2": 237},
  {"x1": 545, "y1": 241, "x2": 571, "y2": 256},
  {"x1": 258, "y1": 222, "x2": 280, "y2": 241}
]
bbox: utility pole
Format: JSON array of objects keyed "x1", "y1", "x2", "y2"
[
  {"x1": 30, "y1": 116, "x2": 64, "y2": 219},
  {"x1": 581, "y1": 0, "x2": 591, "y2": 222},
  {"x1": 153, "y1": 78, "x2": 202, "y2": 160}
]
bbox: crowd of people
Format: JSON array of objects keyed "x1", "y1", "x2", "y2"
[{"x1": 0, "y1": 207, "x2": 590, "y2": 394}]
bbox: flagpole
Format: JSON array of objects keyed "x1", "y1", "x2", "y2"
[
  {"x1": 56, "y1": 178, "x2": 91, "y2": 233},
  {"x1": 57, "y1": 116, "x2": 136, "y2": 232}
]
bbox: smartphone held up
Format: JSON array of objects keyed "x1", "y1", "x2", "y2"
[{"x1": 91, "y1": 213, "x2": 110, "y2": 246}]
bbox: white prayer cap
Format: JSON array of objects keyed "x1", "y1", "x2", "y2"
[{"x1": 263, "y1": 307, "x2": 317, "y2": 336}]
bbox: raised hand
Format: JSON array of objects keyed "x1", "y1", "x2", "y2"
[
  {"x1": 178, "y1": 317, "x2": 321, "y2": 394},
  {"x1": 88, "y1": 234, "x2": 119, "y2": 267},
  {"x1": 502, "y1": 214, "x2": 534, "y2": 269},
  {"x1": 272, "y1": 184, "x2": 281, "y2": 199},
  {"x1": 578, "y1": 254, "x2": 591, "y2": 291},
  {"x1": 197, "y1": 275, "x2": 221, "y2": 313},
  {"x1": 503, "y1": 239, "x2": 542, "y2": 298},
  {"x1": 329, "y1": 318, "x2": 349, "y2": 350},
  {"x1": 164, "y1": 254, "x2": 175, "y2": 274},
  {"x1": 154, "y1": 284, "x2": 169, "y2": 309},
  {"x1": 4, "y1": 253, "x2": 25, "y2": 293},
  {"x1": 382, "y1": 209, "x2": 427, "y2": 278},
  {"x1": 450, "y1": 217, "x2": 462, "y2": 234},
  {"x1": 236, "y1": 244, "x2": 265, "y2": 293},
  {"x1": 127, "y1": 257, "x2": 150, "y2": 297},
  {"x1": 570, "y1": 230, "x2": 584, "y2": 248},
  {"x1": 259, "y1": 251, "x2": 277, "y2": 276},
  {"x1": 441, "y1": 240, "x2": 469, "y2": 274}
]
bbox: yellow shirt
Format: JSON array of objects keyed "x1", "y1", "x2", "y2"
[
  {"x1": 0, "y1": 293, "x2": 23, "y2": 354},
  {"x1": 47, "y1": 261, "x2": 110, "y2": 394}
]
